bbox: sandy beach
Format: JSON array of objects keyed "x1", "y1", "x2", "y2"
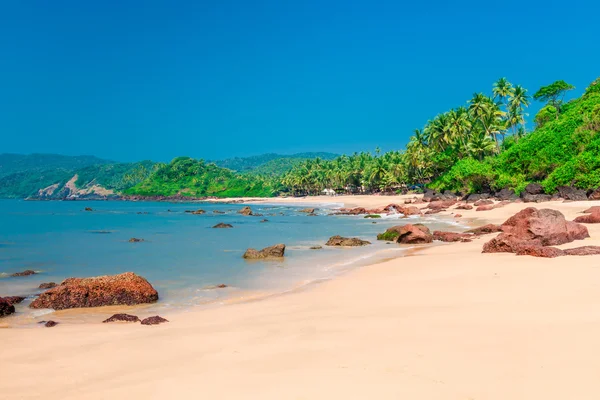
[{"x1": 3, "y1": 196, "x2": 600, "y2": 399}]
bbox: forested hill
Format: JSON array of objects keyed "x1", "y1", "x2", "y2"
[
  {"x1": 0, "y1": 153, "x2": 111, "y2": 178},
  {"x1": 213, "y1": 152, "x2": 339, "y2": 175}
]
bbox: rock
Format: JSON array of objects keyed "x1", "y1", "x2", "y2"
[
  {"x1": 216, "y1": 284, "x2": 228, "y2": 288},
  {"x1": 515, "y1": 246, "x2": 565, "y2": 258},
  {"x1": 84, "y1": 207, "x2": 93, "y2": 212},
  {"x1": 325, "y1": 236, "x2": 371, "y2": 247},
  {"x1": 10, "y1": 269, "x2": 36, "y2": 277},
  {"x1": 482, "y1": 208, "x2": 589, "y2": 254},
  {"x1": 128, "y1": 238, "x2": 144, "y2": 243},
  {"x1": 243, "y1": 244, "x2": 286, "y2": 259},
  {"x1": 564, "y1": 246, "x2": 600, "y2": 256},
  {"x1": 455, "y1": 214, "x2": 462, "y2": 218},
  {"x1": 432, "y1": 231, "x2": 473, "y2": 242},
  {"x1": 0, "y1": 297, "x2": 16, "y2": 317},
  {"x1": 141, "y1": 316, "x2": 169, "y2": 325},
  {"x1": 474, "y1": 199, "x2": 494, "y2": 206},
  {"x1": 587, "y1": 188, "x2": 600, "y2": 200},
  {"x1": 573, "y1": 213, "x2": 600, "y2": 223},
  {"x1": 379, "y1": 224, "x2": 433, "y2": 244},
  {"x1": 336, "y1": 207, "x2": 368, "y2": 215},
  {"x1": 583, "y1": 206, "x2": 600, "y2": 214},
  {"x1": 213, "y1": 210, "x2": 225, "y2": 214},
  {"x1": 400, "y1": 206, "x2": 422, "y2": 216},
  {"x1": 495, "y1": 188, "x2": 518, "y2": 201},
  {"x1": 423, "y1": 190, "x2": 441, "y2": 202},
  {"x1": 39, "y1": 282, "x2": 56, "y2": 289},
  {"x1": 424, "y1": 209, "x2": 443, "y2": 215},
  {"x1": 465, "y1": 224, "x2": 502, "y2": 235},
  {"x1": 29, "y1": 272, "x2": 159, "y2": 310},
  {"x1": 252, "y1": 213, "x2": 264, "y2": 217},
  {"x1": 190, "y1": 209, "x2": 206, "y2": 215},
  {"x1": 476, "y1": 205, "x2": 494, "y2": 211},
  {"x1": 4, "y1": 296, "x2": 25, "y2": 304},
  {"x1": 524, "y1": 183, "x2": 544, "y2": 195},
  {"x1": 310, "y1": 246, "x2": 322, "y2": 250},
  {"x1": 428, "y1": 200, "x2": 456, "y2": 210},
  {"x1": 103, "y1": 313, "x2": 141, "y2": 323},
  {"x1": 213, "y1": 223, "x2": 233, "y2": 228},
  {"x1": 238, "y1": 206, "x2": 253, "y2": 216},
  {"x1": 557, "y1": 186, "x2": 588, "y2": 201},
  {"x1": 260, "y1": 219, "x2": 269, "y2": 223},
  {"x1": 45, "y1": 320, "x2": 58, "y2": 327},
  {"x1": 493, "y1": 200, "x2": 511, "y2": 208},
  {"x1": 455, "y1": 204, "x2": 473, "y2": 210},
  {"x1": 522, "y1": 193, "x2": 552, "y2": 203},
  {"x1": 466, "y1": 193, "x2": 491, "y2": 203},
  {"x1": 299, "y1": 208, "x2": 315, "y2": 213}
]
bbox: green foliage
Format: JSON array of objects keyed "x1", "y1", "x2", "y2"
[
  {"x1": 534, "y1": 105, "x2": 557, "y2": 128},
  {"x1": 377, "y1": 231, "x2": 399, "y2": 241},
  {"x1": 0, "y1": 153, "x2": 110, "y2": 178},
  {"x1": 533, "y1": 80, "x2": 575, "y2": 116},
  {"x1": 75, "y1": 161, "x2": 158, "y2": 191},
  {"x1": 126, "y1": 157, "x2": 276, "y2": 198},
  {"x1": 0, "y1": 168, "x2": 73, "y2": 198},
  {"x1": 364, "y1": 214, "x2": 382, "y2": 219},
  {"x1": 214, "y1": 152, "x2": 339, "y2": 175},
  {"x1": 430, "y1": 158, "x2": 494, "y2": 193}
]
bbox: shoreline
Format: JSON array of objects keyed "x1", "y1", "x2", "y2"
[{"x1": 4, "y1": 197, "x2": 600, "y2": 398}]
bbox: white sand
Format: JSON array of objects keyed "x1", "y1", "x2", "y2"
[{"x1": 3, "y1": 196, "x2": 600, "y2": 399}]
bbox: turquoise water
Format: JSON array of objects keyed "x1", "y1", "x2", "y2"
[{"x1": 0, "y1": 199, "x2": 464, "y2": 326}]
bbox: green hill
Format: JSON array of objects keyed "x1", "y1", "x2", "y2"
[
  {"x1": 213, "y1": 152, "x2": 338, "y2": 175},
  {"x1": 0, "y1": 153, "x2": 111, "y2": 178}
]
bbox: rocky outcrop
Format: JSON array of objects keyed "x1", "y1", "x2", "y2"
[
  {"x1": 4, "y1": 296, "x2": 25, "y2": 305},
  {"x1": 39, "y1": 282, "x2": 56, "y2": 289},
  {"x1": 238, "y1": 206, "x2": 253, "y2": 216},
  {"x1": 483, "y1": 208, "x2": 589, "y2": 254},
  {"x1": 476, "y1": 205, "x2": 494, "y2": 211},
  {"x1": 428, "y1": 200, "x2": 457, "y2": 210},
  {"x1": 524, "y1": 183, "x2": 544, "y2": 195},
  {"x1": 563, "y1": 246, "x2": 600, "y2": 256},
  {"x1": 325, "y1": 236, "x2": 371, "y2": 247},
  {"x1": 185, "y1": 209, "x2": 206, "y2": 215},
  {"x1": 103, "y1": 313, "x2": 141, "y2": 323},
  {"x1": 465, "y1": 224, "x2": 502, "y2": 235},
  {"x1": 522, "y1": 193, "x2": 552, "y2": 203},
  {"x1": 141, "y1": 316, "x2": 169, "y2": 325},
  {"x1": 378, "y1": 224, "x2": 433, "y2": 244},
  {"x1": 557, "y1": 186, "x2": 588, "y2": 201},
  {"x1": 583, "y1": 206, "x2": 600, "y2": 214},
  {"x1": 495, "y1": 188, "x2": 518, "y2": 201},
  {"x1": 515, "y1": 246, "x2": 565, "y2": 258},
  {"x1": 243, "y1": 244, "x2": 286, "y2": 259},
  {"x1": 474, "y1": 199, "x2": 494, "y2": 206},
  {"x1": 29, "y1": 272, "x2": 159, "y2": 310},
  {"x1": 11, "y1": 270, "x2": 36, "y2": 277},
  {"x1": 573, "y1": 213, "x2": 600, "y2": 223},
  {"x1": 432, "y1": 231, "x2": 473, "y2": 242},
  {"x1": 466, "y1": 193, "x2": 491, "y2": 203},
  {"x1": 0, "y1": 297, "x2": 16, "y2": 317},
  {"x1": 299, "y1": 208, "x2": 316, "y2": 214},
  {"x1": 455, "y1": 204, "x2": 474, "y2": 210},
  {"x1": 213, "y1": 223, "x2": 233, "y2": 228}
]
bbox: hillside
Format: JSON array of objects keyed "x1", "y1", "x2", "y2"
[
  {"x1": 0, "y1": 153, "x2": 111, "y2": 178},
  {"x1": 213, "y1": 152, "x2": 338, "y2": 175},
  {"x1": 125, "y1": 157, "x2": 275, "y2": 198}
]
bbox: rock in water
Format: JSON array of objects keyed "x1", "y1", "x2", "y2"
[
  {"x1": 310, "y1": 246, "x2": 323, "y2": 250},
  {"x1": 4, "y1": 296, "x2": 25, "y2": 305},
  {"x1": 128, "y1": 238, "x2": 144, "y2": 243},
  {"x1": 103, "y1": 313, "x2": 141, "y2": 323},
  {"x1": 243, "y1": 244, "x2": 286, "y2": 259},
  {"x1": 39, "y1": 282, "x2": 57, "y2": 289},
  {"x1": 29, "y1": 272, "x2": 159, "y2": 310},
  {"x1": 84, "y1": 207, "x2": 93, "y2": 211},
  {"x1": 141, "y1": 316, "x2": 169, "y2": 325},
  {"x1": 325, "y1": 236, "x2": 371, "y2": 247},
  {"x1": 238, "y1": 206, "x2": 253, "y2": 216},
  {"x1": 213, "y1": 223, "x2": 233, "y2": 228},
  {"x1": 11, "y1": 269, "x2": 36, "y2": 277},
  {"x1": 483, "y1": 207, "x2": 589, "y2": 254},
  {"x1": 0, "y1": 297, "x2": 16, "y2": 317},
  {"x1": 299, "y1": 208, "x2": 315, "y2": 213}
]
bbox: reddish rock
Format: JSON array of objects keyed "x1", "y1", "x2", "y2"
[
  {"x1": 399, "y1": 206, "x2": 422, "y2": 216},
  {"x1": 141, "y1": 316, "x2": 169, "y2": 325},
  {"x1": 103, "y1": 313, "x2": 140, "y2": 323},
  {"x1": 428, "y1": 200, "x2": 456, "y2": 210},
  {"x1": 432, "y1": 231, "x2": 473, "y2": 242},
  {"x1": 45, "y1": 320, "x2": 58, "y2": 327},
  {"x1": 493, "y1": 200, "x2": 511, "y2": 208},
  {"x1": 425, "y1": 209, "x2": 444, "y2": 215},
  {"x1": 0, "y1": 297, "x2": 16, "y2": 317},
  {"x1": 243, "y1": 244, "x2": 286, "y2": 259},
  {"x1": 455, "y1": 214, "x2": 462, "y2": 218},
  {"x1": 238, "y1": 206, "x2": 253, "y2": 216},
  {"x1": 466, "y1": 224, "x2": 502, "y2": 235},
  {"x1": 29, "y1": 272, "x2": 159, "y2": 310},
  {"x1": 386, "y1": 224, "x2": 433, "y2": 244},
  {"x1": 587, "y1": 189, "x2": 600, "y2": 201},
  {"x1": 476, "y1": 205, "x2": 494, "y2": 211},
  {"x1": 573, "y1": 213, "x2": 600, "y2": 223},
  {"x1": 10, "y1": 269, "x2": 36, "y2": 277},
  {"x1": 563, "y1": 246, "x2": 600, "y2": 256},
  {"x1": 325, "y1": 236, "x2": 371, "y2": 247},
  {"x1": 4, "y1": 296, "x2": 25, "y2": 305},
  {"x1": 582, "y1": 206, "x2": 600, "y2": 214},
  {"x1": 455, "y1": 204, "x2": 474, "y2": 210},
  {"x1": 474, "y1": 199, "x2": 494, "y2": 206},
  {"x1": 39, "y1": 282, "x2": 56, "y2": 289},
  {"x1": 515, "y1": 246, "x2": 565, "y2": 258},
  {"x1": 483, "y1": 208, "x2": 590, "y2": 254},
  {"x1": 216, "y1": 284, "x2": 228, "y2": 288}
]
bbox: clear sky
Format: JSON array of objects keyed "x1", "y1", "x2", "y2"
[{"x1": 1, "y1": 0, "x2": 599, "y2": 162}]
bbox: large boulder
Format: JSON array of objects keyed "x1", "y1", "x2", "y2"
[
  {"x1": 238, "y1": 206, "x2": 253, "y2": 216},
  {"x1": 432, "y1": 231, "x2": 473, "y2": 242},
  {"x1": 4, "y1": 296, "x2": 25, "y2": 305},
  {"x1": 0, "y1": 297, "x2": 16, "y2": 317},
  {"x1": 564, "y1": 246, "x2": 600, "y2": 256},
  {"x1": 495, "y1": 188, "x2": 518, "y2": 201},
  {"x1": 588, "y1": 189, "x2": 600, "y2": 200},
  {"x1": 103, "y1": 313, "x2": 140, "y2": 323},
  {"x1": 29, "y1": 272, "x2": 159, "y2": 310},
  {"x1": 524, "y1": 183, "x2": 544, "y2": 195},
  {"x1": 522, "y1": 193, "x2": 552, "y2": 203},
  {"x1": 325, "y1": 236, "x2": 371, "y2": 247},
  {"x1": 476, "y1": 205, "x2": 494, "y2": 211},
  {"x1": 474, "y1": 199, "x2": 494, "y2": 206},
  {"x1": 573, "y1": 213, "x2": 600, "y2": 223},
  {"x1": 243, "y1": 244, "x2": 286, "y2": 259},
  {"x1": 557, "y1": 186, "x2": 588, "y2": 201},
  {"x1": 465, "y1": 224, "x2": 502, "y2": 235},
  {"x1": 465, "y1": 193, "x2": 491, "y2": 203},
  {"x1": 378, "y1": 224, "x2": 433, "y2": 244},
  {"x1": 455, "y1": 204, "x2": 474, "y2": 210},
  {"x1": 483, "y1": 208, "x2": 589, "y2": 254},
  {"x1": 515, "y1": 246, "x2": 565, "y2": 258},
  {"x1": 428, "y1": 200, "x2": 456, "y2": 210}
]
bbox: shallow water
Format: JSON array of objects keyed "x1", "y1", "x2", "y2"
[{"x1": 0, "y1": 199, "x2": 466, "y2": 326}]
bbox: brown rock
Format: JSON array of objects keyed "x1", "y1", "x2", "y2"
[
  {"x1": 428, "y1": 200, "x2": 456, "y2": 210},
  {"x1": 213, "y1": 210, "x2": 225, "y2": 214},
  {"x1": 141, "y1": 316, "x2": 169, "y2": 325},
  {"x1": 45, "y1": 320, "x2": 58, "y2": 327},
  {"x1": 213, "y1": 223, "x2": 233, "y2": 228},
  {"x1": 39, "y1": 282, "x2": 56, "y2": 289},
  {"x1": 432, "y1": 231, "x2": 473, "y2": 242},
  {"x1": 238, "y1": 206, "x2": 253, "y2": 216},
  {"x1": 29, "y1": 272, "x2": 159, "y2": 310},
  {"x1": 337, "y1": 207, "x2": 368, "y2": 215},
  {"x1": 103, "y1": 313, "x2": 141, "y2": 323},
  {"x1": 299, "y1": 208, "x2": 315, "y2": 213},
  {"x1": 483, "y1": 208, "x2": 590, "y2": 254},
  {"x1": 563, "y1": 246, "x2": 600, "y2": 256},
  {"x1": 425, "y1": 209, "x2": 443, "y2": 215},
  {"x1": 384, "y1": 224, "x2": 433, "y2": 244},
  {"x1": 515, "y1": 246, "x2": 565, "y2": 258},
  {"x1": 0, "y1": 297, "x2": 16, "y2": 317},
  {"x1": 243, "y1": 244, "x2": 286, "y2": 259},
  {"x1": 454, "y1": 214, "x2": 462, "y2": 218},
  {"x1": 587, "y1": 189, "x2": 600, "y2": 201},
  {"x1": 400, "y1": 206, "x2": 422, "y2": 216},
  {"x1": 84, "y1": 207, "x2": 93, "y2": 211},
  {"x1": 325, "y1": 236, "x2": 371, "y2": 247},
  {"x1": 128, "y1": 238, "x2": 144, "y2": 243},
  {"x1": 476, "y1": 205, "x2": 494, "y2": 211},
  {"x1": 216, "y1": 284, "x2": 228, "y2": 288},
  {"x1": 455, "y1": 204, "x2": 474, "y2": 210},
  {"x1": 4, "y1": 296, "x2": 25, "y2": 305},
  {"x1": 310, "y1": 246, "x2": 323, "y2": 250},
  {"x1": 474, "y1": 199, "x2": 494, "y2": 206},
  {"x1": 573, "y1": 213, "x2": 600, "y2": 223},
  {"x1": 10, "y1": 269, "x2": 36, "y2": 277},
  {"x1": 466, "y1": 224, "x2": 502, "y2": 235},
  {"x1": 582, "y1": 206, "x2": 600, "y2": 214}
]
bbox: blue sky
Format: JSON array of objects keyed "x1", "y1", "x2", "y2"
[{"x1": 1, "y1": 0, "x2": 599, "y2": 162}]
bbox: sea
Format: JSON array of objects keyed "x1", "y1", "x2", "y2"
[{"x1": 0, "y1": 199, "x2": 466, "y2": 327}]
